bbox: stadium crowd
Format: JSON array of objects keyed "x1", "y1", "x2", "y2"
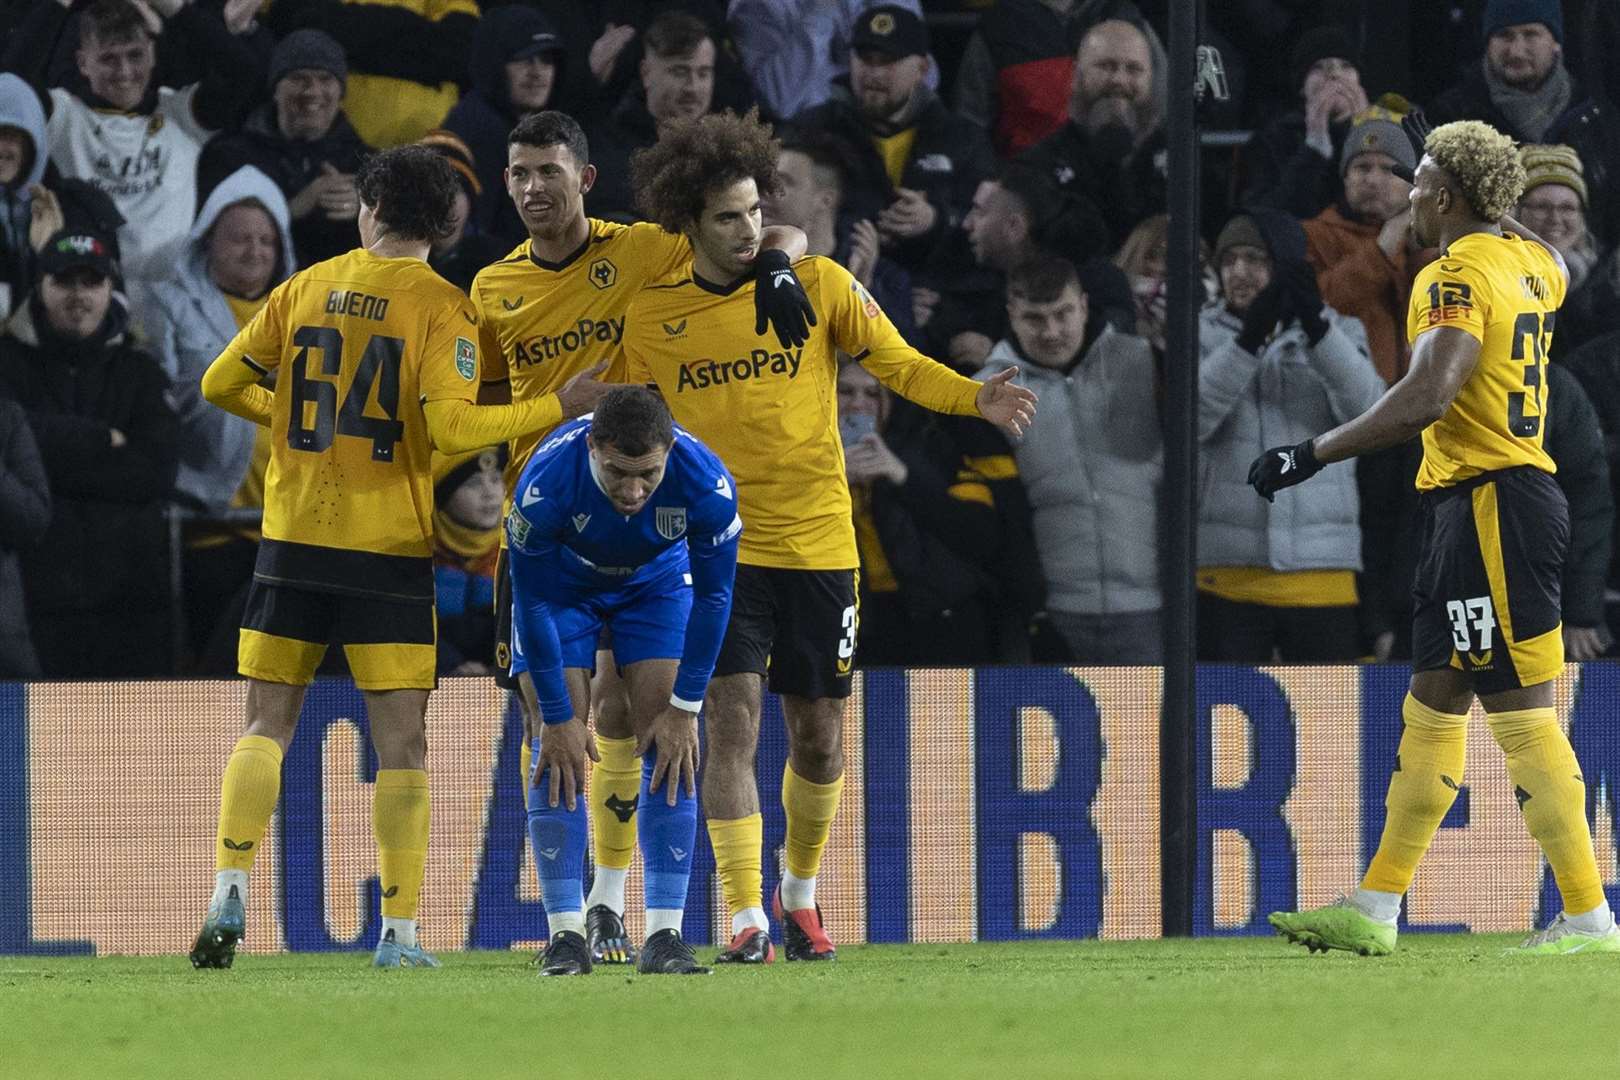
[{"x1": 2, "y1": 0, "x2": 1619, "y2": 681}]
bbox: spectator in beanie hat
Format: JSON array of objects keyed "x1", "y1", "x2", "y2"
[
  {"x1": 1304, "y1": 107, "x2": 1430, "y2": 383},
  {"x1": 198, "y1": 28, "x2": 372, "y2": 269},
  {"x1": 1430, "y1": 0, "x2": 1575, "y2": 144},
  {"x1": 1241, "y1": 23, "x2": 1372, "y2": 219},
  {"x1": 418, "y1": 129, "x2": 505, "y2": 293}
]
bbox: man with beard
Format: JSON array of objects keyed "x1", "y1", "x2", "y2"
[
  {"x1": 1017, "y1": 14, "x2": 1167, "y2": 254},
  {"x1": 1304, "y1": 109, "x2": 1429, "y2": 385},
  {"x1": 793, "y1": 5, "x2": 994, "y2": 273},
  {"x1": 1429, "y1": 1, "x2": 1576, "y2": 146}
]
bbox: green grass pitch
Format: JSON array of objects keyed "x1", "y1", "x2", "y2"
[{"x1": 2, "y1": 937, "x2": 1614, "y2": 1079}]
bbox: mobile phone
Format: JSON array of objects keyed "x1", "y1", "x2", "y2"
[{"x1": 840, "y1": 412, "x2": 876, "y2": 446}]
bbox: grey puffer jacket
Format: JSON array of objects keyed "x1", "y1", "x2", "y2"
[
  {"x1": 978, "y1": 327, "x2": 1161, "y2": 616},
  {"x1": 145, "y1": 166, "x2": 294, "y2": 512},
  {"x1": 1198, "y1": 302, "x2": 1383, "y2": 570}
]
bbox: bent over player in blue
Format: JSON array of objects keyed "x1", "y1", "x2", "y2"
[{"x1": 507, "y1": 386, "x2": 740, "y2": 976}]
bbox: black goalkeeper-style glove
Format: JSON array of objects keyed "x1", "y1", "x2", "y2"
[
  {"x1": 753, "y1": 249, "x2": 817, "y2": 350},
  {"x1": 1248, "y1": 438, "x2": 1324, "y2": 502},
  {"x1": 1391, "y1": 109, "x2": 1431, "y2": 184}
]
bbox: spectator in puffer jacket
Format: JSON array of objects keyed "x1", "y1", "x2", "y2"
[
  {"x1": 0, "y1": 393, "x2": 49, "y2": 678},
  {"x1": 1196, "y1": 208, "x2": 1384, "y2": 662},
  {"x1": 0, "y1": 229, "x2": 179, "y2": 677},
  {"x1": 145, "y1": 165, "x2": 295, "y2": 668},
  {"x1": 441, "y1": 5, "x2": 568, "y2": 250},
  {"x1": 976, "y1": 253, "x2": 1162, "y2": 663}
]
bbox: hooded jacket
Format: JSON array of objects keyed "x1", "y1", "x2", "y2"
[
  {"x1": 198, "y1": 102, "x2": 369, "y2": 270},
  {"x1": 0, "y1": 73, "x2": 46, "y2": 321},
  {"x1": 1197, "y1": 211, "x2": 1383, "y2": 572},
  {"x1": 978, "y1": 326, "x2": 1162, "y2": 617},
  {"x1": 1302, "y1": 203, "x2": 1431, "y2": 384},
  {"x1": 0, "y1": 294, "x2": 179, "y2": 615},
  {"x1": 442, "y1": 4, "x2": 565, "y2": 248},
  {"x1": 147, "y1": 166, "x2": 294, "y2": 512}
]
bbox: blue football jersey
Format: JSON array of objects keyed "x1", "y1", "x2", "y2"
[{"x1": 506, "y1": 416, "x2": 741, "y2": 717}]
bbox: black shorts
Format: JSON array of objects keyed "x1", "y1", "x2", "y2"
[
  {"x1": 1411, "y1": 466, "x2": 1567, "y2": 694},
  {"x1": 494, "y1": 547, "x2": 516, "y2": 688},
  {"x1": 239, "y1": 580, "x2": 437, "y2": 690},
  {"x1": 714, "y1": 565, "x2": 858, "y2": 700}
]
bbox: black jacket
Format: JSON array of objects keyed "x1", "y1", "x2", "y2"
[
  {"x1": 441, "y1": 3, "x2": 573, "y2": 251},
  {"x1": 1016, "y1": 119, "x2": 1167, "y2": 255},
  {"x1": 584, "y1": 90, "x2": 661, "y2": 223},
  {"x1": 796, "y1": 89, "x2": 997, "y2": 270},
  {"x1": 0, "y1": 394, "x2": 48, "y2": 677},
  {"x1": 855, "y1": 403, "x2": 1043, "y2": 666},
  {"x1": 1240, "y1": 110, "x2": 1348, "y2": 221},
  {"x1": 0, "y1": 297, "x2": 179, "y2": 618},
  {"x1": 198, "y1": 103, "x2": 371, "y2": 270}
]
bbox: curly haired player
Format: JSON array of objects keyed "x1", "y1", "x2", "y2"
[
  {"x1": 1255, "y1": 119, "x2": 1617, "y2": 956},
  {"x1": 616, "y1": 109, "x2": 1037, "y2": 963}
]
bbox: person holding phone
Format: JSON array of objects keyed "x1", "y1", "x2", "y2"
[{"x1": 838, "y1": 358, "x2": 1041, "y2": 668}]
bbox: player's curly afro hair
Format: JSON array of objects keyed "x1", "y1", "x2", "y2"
[
  {"x1": 630, "y1": 108, "x2": 781, "y2": 234},
  {"x1": 356, "y1": 146, "x2": 459, "y2": 243},
  {"x1": 1424, "y1": 120, "x2": 1527, "y2": 222}
]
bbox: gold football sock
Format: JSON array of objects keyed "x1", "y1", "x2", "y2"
[
  {"x1": 1361, "y1": 695, "x2": 1468, "y2": 894},
  {"x1": 1489, "y1": 707, "x2": 1606, "y2": 915},
  {"x1": 782, "y1": 763, "x2": 844, "y2": 882},
  {"x1": 707, "y1": 814, "x2": 764, "y2": 920},
  {"x1": 590, "y1": 736, "x2": 641, "y2": 874},
  {"x1": 375, "y1": 770, "x2": 431, "y2": 920},
  {"x1": 215, "y1": 735, "x2": 284, "y2": 873}
]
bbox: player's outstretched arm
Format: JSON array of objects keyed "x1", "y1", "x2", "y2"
[
  {"x1": 1248, "y1": 326, "x2": 1479, "y2": 501},
  {"x1": 200, "y1": 350, "x2": 274, "y2": 427},
  {"x1": 424, "y1": 363, "x2": 613, "y2": 454}
]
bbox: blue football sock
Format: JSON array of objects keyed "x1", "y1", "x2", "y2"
[
  {"x1": 639, "y1": 755, "x2": 698, "y2": 926},
  {"x1": 527, "y1": 746, "x2": 587, "y2": 934}
]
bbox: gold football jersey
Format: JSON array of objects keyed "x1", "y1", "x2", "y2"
[
  {"x1": 221, "y1": 249, "x2": 480, "y2": 600},
  {"x1": 470, "y1": 219, "x2": 693, "y2": 495},
  {"x1": 624, "y1": 256, "x2": 982, "y2": 570},
  {"x1": 1407, "y1": 232, "x2": 1564, "y2": 491}
]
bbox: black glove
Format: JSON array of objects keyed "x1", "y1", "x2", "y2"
[
  {"x1": 1248, "y1": 438, "x2": 1324, "y2": 502},
  {"x1": 1391, "y1": 109, "x2": 1431, "y2": 183},
  {"x1": 753, "y1": 249, "x2": 817, "y2": 350},
  {"x1": 1235, "y1": 282, "x2": 1288, "y2": 354},
  {"x1": 1277, "y1": 259, "x2": 1329, "y2": 345}
]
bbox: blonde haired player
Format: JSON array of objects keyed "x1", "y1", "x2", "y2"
[
  {"x1": 619, "y1": 110, "x2": 1036, "y2": 963},
  {"x1": 190, "y1": 146, "x2": 608, "y2": 969},
  {"x1": 1255, "y1": 119, "x2": 1618, "y2": 955}
]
